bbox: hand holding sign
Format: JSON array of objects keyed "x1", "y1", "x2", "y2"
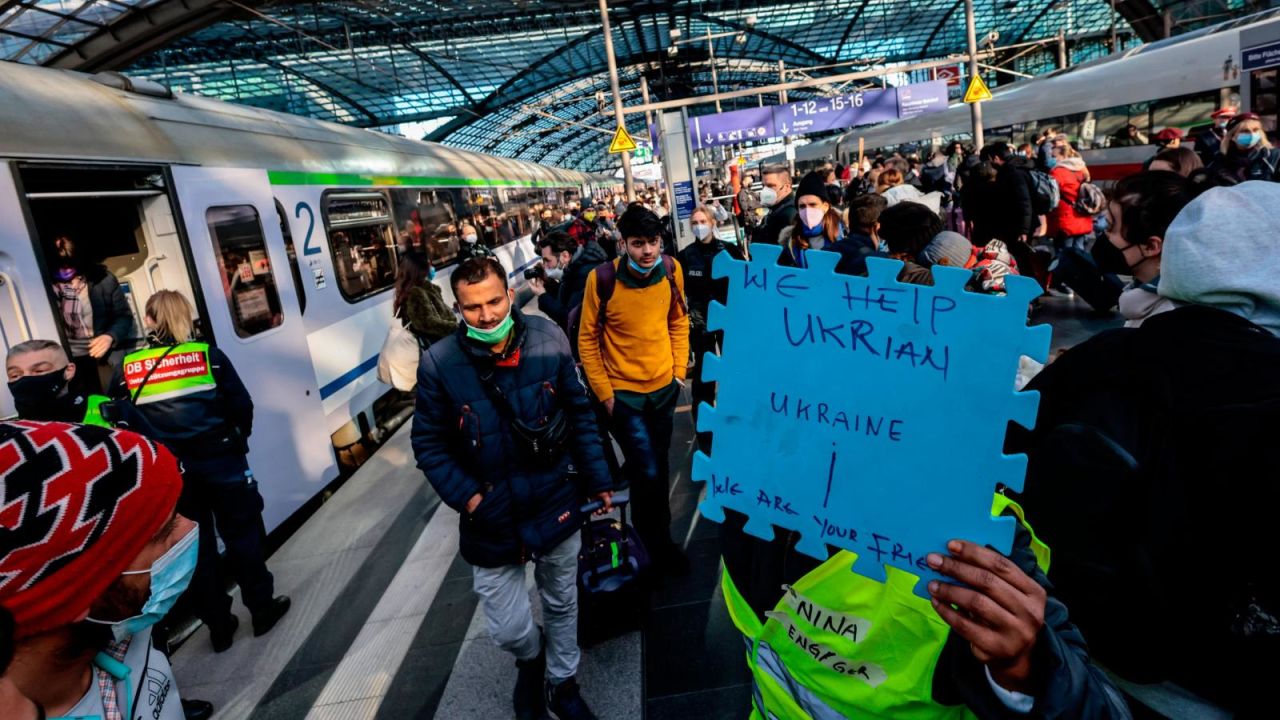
[
  {"x1": 691, "y1": 246, "x2": 1050, "y2": 597},
  {"x1": 927, "y1": 540, "x2": 1047, "y2": 694}
]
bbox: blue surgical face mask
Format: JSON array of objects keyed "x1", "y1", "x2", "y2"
[
  {"x1": 428, "y1": 264, "x2": 437, "y2": 281},
  {"x1": 1045, "y1": 157, "x2": 1058, "y2": 169},
  {"x1": 87, "y1": 526, "x2": 199, "y2": 642},
  {"x1": 1237, "y1": 132, "x2": 1261, "y2": 149},
  {"x1": 628, "y1": 256, "x2": 658, "y2": 275}
]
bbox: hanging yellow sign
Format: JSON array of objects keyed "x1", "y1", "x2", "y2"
[
  {"x1": 608, "y1": 125, "x2": 638, "y2": 154},
  {"x1": 963, "y1": 74, "x2": 993, "y2": 104}
]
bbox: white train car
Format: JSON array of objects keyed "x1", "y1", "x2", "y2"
[
  {"x1": 0, "y1": 61, "x2": 602, "y2": 532},
  {"x1": 779, "y1": 9, "x2": 1280, "y2": 181}
]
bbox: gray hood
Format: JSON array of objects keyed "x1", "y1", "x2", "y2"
[{"x1": 1160, "y1": 181, "x2": 1280, "y2": 335}]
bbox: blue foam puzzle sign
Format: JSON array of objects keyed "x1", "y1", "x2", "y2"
[{"x1": 692, "y1": 247, "x2": 1051, "y2": 597}]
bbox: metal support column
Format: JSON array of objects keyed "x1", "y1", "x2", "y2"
[
  {"x1": 598, "y1": 0, "x2": 635, "y2": 200},
  {"x1": 1056, "y1": 28, "x2": 1068, "y2": 70},
  {"x1": 964, "y1": 0, "x2": 985, "y2": 150},
  {"x1": 779, "y1": 60, "x2": 794, "y2": 175}
]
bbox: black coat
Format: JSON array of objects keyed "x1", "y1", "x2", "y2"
[
  {"x1": 994, "y1": 162, "x2": 1035, "y2": 241},
  {"x1": 1207, "y1": 145, "x2": 1280, "y2": 183},
  {"x1": 538, "y1": 239, "x2": 610, "y2": 333},
  {"x1": 1011, "y1": 305, "x2": 1280, "y2": 715},
  {"x1": 108, "y1": 343, "x2": 253, "y2": 459},
  {"x1": 756, "y1": 191, "x2": 797, "y2": 246},
  {"x1": 83, "y1": 265, "x2": 135, "y2": 349},
  {"x1": 411, "y1": 311, "x2": 612, "y2": 567},
  {"x1": 676, "y1": 238, "x2": 743, "y2": 318}
]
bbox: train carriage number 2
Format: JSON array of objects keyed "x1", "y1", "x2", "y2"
[{"x1": 296, "y1": 201, "x2": 318, "y2": 256}]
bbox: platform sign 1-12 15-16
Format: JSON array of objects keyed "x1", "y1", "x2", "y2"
[{"x1": 688, "y1": 80, "x2": 950, "y2": 150}]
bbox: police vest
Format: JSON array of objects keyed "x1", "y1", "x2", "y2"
[
  {"x1": 722, "y1": 494, "x2": 1050, "y2": 720},
  {"x1": 82, "y1": 394, "x2": 111, "y2": 427},
  {"x1": 121, "y1": 343, "x2": 217, "y2": 404}
]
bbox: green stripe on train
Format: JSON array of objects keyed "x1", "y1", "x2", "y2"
[{"x1": 267, "y1": 171, "x2": 569, "y2": 188}]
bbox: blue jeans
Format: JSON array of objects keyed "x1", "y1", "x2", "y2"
[
  {"x1": 609, "y1": 389, "x2": 677, "y2": 555},
  {"x1": 1061, "y1": 234, "x2": 1092, "y2": 252}
]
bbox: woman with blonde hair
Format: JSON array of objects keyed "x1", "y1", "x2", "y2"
[
  {"x1": 1207, "y1": 112, "x2": 1280, "y2": 182},
  {"x1": 111, "y1": 289, "x2": 290, "y2": 653}
]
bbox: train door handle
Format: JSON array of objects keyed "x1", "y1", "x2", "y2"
[
  {"x1": 145, "y1": 255, "x2": 168, "y2": 294},
  {"x1": 0, "y1": 271, "x2": 32, "y2": 342}
]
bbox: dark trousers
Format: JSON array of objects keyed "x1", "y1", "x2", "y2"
[
  {"x1": 609, "y1": 391, "x2": 677, "y2": 556},
  {"x1": 689, "y1": 326, "x2": 720, "y2": 440},
  {"x1": 178, "y1": 454, "x2": 275, "y2": 627}
]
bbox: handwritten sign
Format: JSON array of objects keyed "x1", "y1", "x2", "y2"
[{"x1": 692, "y1": 246, "x2": 1050, "y2": 597}]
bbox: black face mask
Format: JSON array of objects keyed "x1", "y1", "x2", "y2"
[
  {"x1": 8, "y1": 370, "x2": 71, "y2": 416},
  {"x1": 1091, "y1": 235, "x2": 1136, "y2": 276}
]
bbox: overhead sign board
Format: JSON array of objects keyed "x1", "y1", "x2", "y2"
[
  {"x1": 688, "y1": 80, "x2": 950, "y2": 150},
  {"x1": 1243, "y1": 41, "x2": 1280, "y2": 71}
]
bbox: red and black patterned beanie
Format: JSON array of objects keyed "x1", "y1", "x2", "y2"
[{"x1": 0, "y1": 420, "x2": 182, "y2": 638}]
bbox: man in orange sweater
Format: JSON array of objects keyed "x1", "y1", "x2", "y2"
[{"x1": 578, "y1": 205, "x2": 691, "y2": 575}]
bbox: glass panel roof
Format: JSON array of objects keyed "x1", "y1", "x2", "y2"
[{"x1": 0, "y1": 1, "x2": 1252, "y2": 169}]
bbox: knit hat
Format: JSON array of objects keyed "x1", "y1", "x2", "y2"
[
  {"x1": 0, "y1": 421, "x2": 182, "y2": 638},
  {"x1": 920, "y1": 231, "x2": 974, "y2": 268},
  {"x1": 796, "y1": 171, "x2": 828, "y2": 203},
  {"x1": 1160, "y1": 181, "x2": 1280, "y2": 336}
]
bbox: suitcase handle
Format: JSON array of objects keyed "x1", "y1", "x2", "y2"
[{"x1": 579, "y1": 489, "x2": 630, "y2": 515}]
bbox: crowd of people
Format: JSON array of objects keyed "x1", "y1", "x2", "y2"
[{"x1": 4, "y1": 103, "x2": 1279, "y2": 720}]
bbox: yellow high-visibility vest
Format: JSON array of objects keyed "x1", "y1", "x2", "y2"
[{"x1": 722, "y1": 494, "x2": 1050, "y2": 719}]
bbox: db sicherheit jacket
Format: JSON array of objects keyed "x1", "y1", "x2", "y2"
[{"x1": 411, "y1": 310, "x2": 612, "y2": 568}]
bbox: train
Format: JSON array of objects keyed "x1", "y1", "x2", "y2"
[
  {"x1": 775, "y1": 8, "x2": 1280, "y2": 181},
  {"x1": 0, "y1": 60, "x2": 608, "y2": 533}
]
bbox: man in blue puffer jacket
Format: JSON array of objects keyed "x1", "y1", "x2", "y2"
[{"x1": 411, "y1": 257, "x2": 613, "y2": 720}]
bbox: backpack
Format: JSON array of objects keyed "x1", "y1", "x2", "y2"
[
  {"x1": 1073, "y1": 179, "x2": 1106, "y2": 216},
  {"x1": 1028, "y1": 169, "x2": 1060, "y2": 216},
  {"x1": 566, "y1": 256, "x2": 687, "y2": 359}
]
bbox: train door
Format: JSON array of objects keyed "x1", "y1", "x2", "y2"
[
  {"x1": 9, "y1": 162, "x2": 203, "y2": 412},
  {"x1": 169, "y1": 166, "x2": 337, "y2": 530},
  {"x1": 0, "y1": 163, "x2": 62, "y2": 418}
]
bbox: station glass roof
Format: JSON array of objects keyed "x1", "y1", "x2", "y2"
[{"x1": 0, "y1": 1, "x2": 1240, "y2": 170}]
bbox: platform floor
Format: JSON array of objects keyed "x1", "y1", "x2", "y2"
[{"x1": 170, "y1": 295, "x2": 1121, "y2": 720}]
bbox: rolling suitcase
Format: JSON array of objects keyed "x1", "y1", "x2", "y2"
[{"x1": 576, "y1": 490, "x2": 649, "y2": 645}]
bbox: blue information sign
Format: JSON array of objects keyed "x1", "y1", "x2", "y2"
[
  {"x1": 688, "y1": 81, "x2": 950, "y2": 150},
  {"x1": 673, "y1": 180, "x2": 696, "y2": 221},
  {"x1": 1243, "y1": 41, "x2": 1280, "y2": 71}
]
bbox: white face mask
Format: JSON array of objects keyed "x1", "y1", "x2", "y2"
[
  {"x1": 758, "y1": 187, "x2": 778, "y2": 207},
  {"x1": 799, "y1": 207, "x2": 825, "y2": 230},
  {"x1": 463, "y1": 233, "x2": 478, "y2": 244},
  {"x1": 544, "y1": 265, "x2": 565, "y2": 281},
  {"x1": 691, "y1": 224, "x2": 712, "y2": 241}
]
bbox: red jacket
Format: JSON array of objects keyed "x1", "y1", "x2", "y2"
[{"x1": 1051, "y1": 165, "x2": 1095, "y2": 237}]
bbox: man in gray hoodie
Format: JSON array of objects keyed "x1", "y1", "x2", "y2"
[{"x1": 1014, "y1": 180, "x2": 1280, "y2": 717}]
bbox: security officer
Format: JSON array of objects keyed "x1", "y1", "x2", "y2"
[
  {"x1": 5, "y1": 338, "x2": 110, "y2": 426},
  {"x1": 109, "y1": 290, "x2": 289, "y2": 653}
]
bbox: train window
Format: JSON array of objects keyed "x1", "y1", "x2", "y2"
[
  {"x1": 389, "y1": 189, "x2": 459, "y2": 267},
  {"x1": 496, "y1": 188, "x2": 529, "y2": 242},
  {"x1": 1151, "y1": 92, "x2": 1219, "y2": 134},
  {"x1": 463, "y1": 189, "x2": 500, "y2": 249},
  {"x1": 207, "y1": 205, "x2": 284, "y2": 338},
  {"x1": 324, "y1": 192, "x2": 398, "y2": 302},
  {"x1": 274, "y1": 200, "x2": 307, "y2": 316}
]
